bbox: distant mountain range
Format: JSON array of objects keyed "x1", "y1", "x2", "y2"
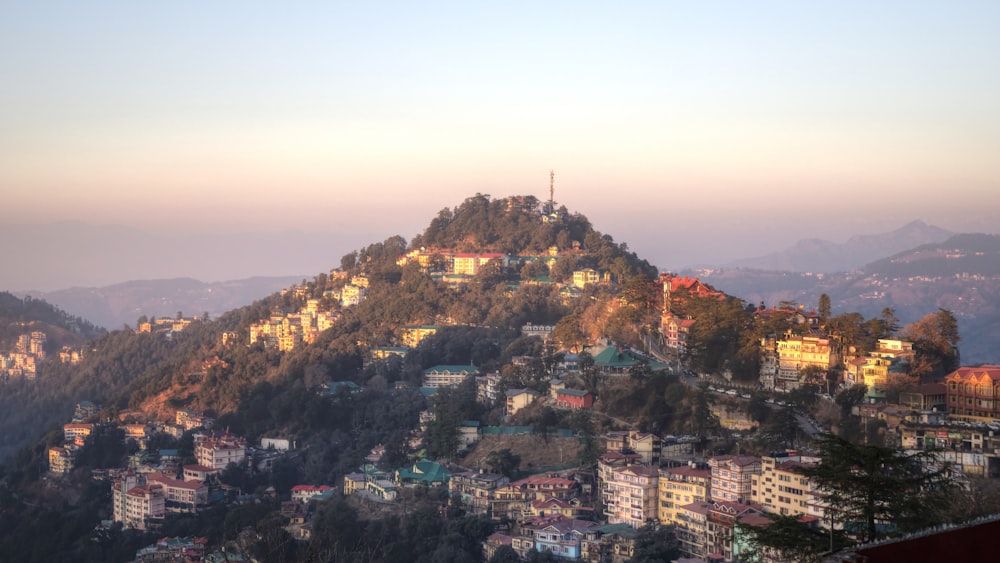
[
  {"x1": 21, "y1": 276, "x2": 303, "y2": 330},
  {"x1": 725, "y1": 220, "x2": 955, "y2": 273},
  {"x1": 698, "y1": 233, "x2": 1000, "y2": 365}
]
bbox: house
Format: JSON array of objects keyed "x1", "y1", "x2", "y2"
[
  {"x1": 482, "y1": 533, "x2": 514, "y2": 562},
  {"x1": 291, "y1": 485, "x2": 336, "y2": 503},
  {"x1": 396, "y1": 459, "x2": 450, "y2": 487},
  {"x1": 660, "y1": 314, "x2": 696, "y2": 352},
  {"x1": 490, "y1": 475, "x2": 580, "y2": 522},
  {"x1": 590, "y1": 345, "x2": 669, "y2": 376},
  {"x1": 530, "y1": 516, "x2": 601, "y2": 559},
  {"x1": 476, "y1": 372, "x2": 502, "y2": 405},
  {"x1": 555, "y1": 388, "x2": 593, "y2": 410},
  {"x1": 113, "y1": 474, "x2": 165, "y2": 531},
  {"x1": 706, "y1": 500, "x2": 763, "y2": 561},
  {"x1": 572, "y1": 268, "x2": 602, "y2": 288},
  {"x1": 458, "y1": 420, "x2": 481, "y2": 447},
  {"x1": 423, "y1": 365, "x2": 480, "y2": 389},
  {"x1": 343, "y1": 473, "x2": 367, "y2": 496},
  {"x1": 506, "y1": 388, "x2": 540, "y2": 417}
]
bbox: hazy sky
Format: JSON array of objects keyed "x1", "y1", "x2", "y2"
[{"x1": 3, "y1": 1, "x2": 999, "y2": 283}]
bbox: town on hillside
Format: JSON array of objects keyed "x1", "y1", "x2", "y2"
[{"x1": 6, "y1": 194, "x2": 999, "y2": 563}]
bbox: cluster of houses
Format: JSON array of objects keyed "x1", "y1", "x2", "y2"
[
  {"x1": 1, "y1": 330, "x2": 46, "y2": 380},
  {"x1": 247, "y1": 297, "x2": 343, "y2": 352}
]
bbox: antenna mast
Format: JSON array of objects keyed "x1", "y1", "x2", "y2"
[{"x1": 549, "y1": 170, "x2": 555, "y2": 211}]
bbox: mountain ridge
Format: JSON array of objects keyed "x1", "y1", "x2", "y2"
[{"x1": 724, "y1": 219, "x2": 955, "y2": 273}]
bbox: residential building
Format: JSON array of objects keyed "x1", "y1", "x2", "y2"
[
  {"x1": 49, "y1": 446, "x2": 75, "y2": 475},
  {"x1": 750, "y1": 453, "x2": 822, "y2": 519},
  {"x1": 706, "y1": 500, "x2": 762, "y2": 561},
  {"x1": 73, "y1": 401, "x2": 99, "y2": 422},
  {"x1": 290, "y1": 485, "x2": 336, "y2": 503},
  {"x1": 572, "y1": 268, "x2": 601, "y2": 288},
  {"x1": 449, "y1": 469, "x2": 509, "y2": 516},
  {"x1": 602, "y1": 465, "x2": 659, "y2": 528},
  {"x1": 506, "y1": 388, "x2": 540, "y2": 417},
  {"x1": 422, "y1": 365, "x2": 480, "y2": 389},
  {"x1": 709, "y1": 455, "x2": 761, "y2": 504},
  {"x1": 769, "y1": 333, "x2": 838, "y2": 391},
  {"x1": 195, "y1": 432, "x2": 247, "y2": 470},
  {"x1": 946, "y1": 365, "x2": 1000, "y2": 420},
  {"x1": 114, "y1": 472, "x2": 165, "y2": 531},
  {"x1": 490, "y1": 475, "x2": 579, "y2": 521},
  {"x1": 395, "y1": 458, "x2": 450, "y2": 487},
  {"x1": 530, "y1": 516, "x2": 601, "y2": 559},
  {"x1": 145, "y1": 472, "x2": 208, "y2": 513},
  {"x1": 63, "y1": 422, "x2": 94, "y2": 446},
  {"x1": 555, "y1": 388, "x2": 594, "y2": 410},
  {"x1": 658, "y1": 464, "x2": 712, "y2": 526},
  {"x1": 476, "y1": 372, "x2": 502, "y2": 405},
  {"x1": 675, "y1": 501, "x2": 711, "y2": 559},
  {"x1": 660, "y1": 314, "x2": 696, "y2": 352}
]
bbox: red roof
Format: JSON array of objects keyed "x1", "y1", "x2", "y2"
[{"x1": 945, "y1": 365, "x2": 1000, "y2": 383}]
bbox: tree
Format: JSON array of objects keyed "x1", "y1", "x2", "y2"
[
  {"x1": 904, "y1": 309, "x2": 961, "y2": 379},
  {"x1": 739, "y1": 514, "x2": 852, "y2": 563},
  {"x1": 630, "y1": 524, "x2": 680, "y2": 562},
  {"x1": 485, "y1": 448, "x2": 521, "y2": 478},
  {"x1": 802, "y1": 432, "x2": 959, "y2": 543},
  {"x1": 818, "y1": 293, "x2": 831, "y2": 322}
]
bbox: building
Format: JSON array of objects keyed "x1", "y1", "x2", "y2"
[
  {"x1": 422, "y1": 365, "x2": 480, "y2": 389},
  {"x1": 766, "y1": 334, "x2": 838, "y2": 391},
  {"x1": 195, "y1": 432, "x2": 247, "y2": 470},
  {"x1": 602, "y1": 465, "x2": 659, "y2": 528},
  {"x1": 572, "y1": 268, "x2": 602, "y2": 288},
  {"x1": 555, "y1": 388, "x2": 594, "y2": 410},
  {"x1": 945, "y1": 365, "x2": 1000, "y2": 420},
  {"x1": 113, "y1": 472, "x2": 165, "y2": 531},
  {"x1": 145, "y1": 472, "x2": 208, "y2": 513},
  {"x1": 709, "y1": 455, "x2": 761, "y2": 504},
  {"x1": 291, "y1": 485, "x2": 336, "y2": 503},
  {"x1": 506, "y1": 388, "x2": 540, "y2": 417},
  {"x1": 750, "y1": 453, "x2": 822, "y2": 519},
  {"x1": 48, "y1": 446, "x2": 75, "y2": 475},
  {"x1": 63, "y1": 423, "x2": 94, "y2": 444},
  {"x1": 658, "y1": 464, "x2": 712, "y2": 526},
  {"x1": 675, "y1": 501, "x2": 711, "y2": 559},
  {"x1": 449, "y1": 469, "x2": 509, "y2": 517}
]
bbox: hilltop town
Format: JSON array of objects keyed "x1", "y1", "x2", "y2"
[{"x1": 1, "y1": 194, "x2": 997, "y2": 563}]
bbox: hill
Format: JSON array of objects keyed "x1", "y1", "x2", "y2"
[
  {"x1": 700, "y1": 233, "x2": 1000, "y2": 364},
  {"x1": 22, "y1": 276, "x2": 304, "y2": 330},
  {"x1": 725, "y1": 220, "x2": 954, "y2": 273}
]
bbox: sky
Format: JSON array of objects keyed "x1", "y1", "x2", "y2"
[{"x1": 2, "y1": 1, "x2": 999, "y2": 288}]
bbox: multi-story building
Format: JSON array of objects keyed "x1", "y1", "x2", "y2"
[
  {"x1": 709, "y1": 455, "x2": 761, "y2": 504},
  {"x1": 658, "y1": 464, "x2": 712, "y2": 526},
  {"x1": 489, "y1": 475, "x2": 579, "y2": 522},
  {"x1": 602, "y1": 465, "x2": 659, "y2": 528},
  {"x1": 453, "y1": 253, "x2": 507, "y2": 276},
  {"x1": 946, "y1": 365, "x2": 1000, "y2": 420},
  {"x1": 48, "y1": 446, "x2": 75, "y2": 475},
  {"x1": 195, "y1": 432, "x2": 247, "y2": 470},
  {"x1": 602, "y1": 430, "x2": 662, "y2": 466},
  {"x1": 751, "y1": 453, "x2": 822, "y2": 519},
  {"x1": 401, "y1": 325, "x2": 439, "y2": 348},
  {"x1": 423, "y1": 365, "x2": 480, "y2": 389},
  {"x1": 768, "y1": 334, "x2": 838, "y2": 391},
  {"x1": 63, "y1": 423, "x2": 94, "y2": 445},
  {"x1": 706, "y1": 500, "x2": 762, "y2": 561},
  {"x1": 113, "y1": 472, "x2": 165, "y2": 531},
  {"x1": 675, "y1": 501, "x2": 711, "y2": 559},
  {"x1": 572, "y1": 268, "x2": 602, "y2": 288},
  {"x1": 145, "y1": 472, "x2": 208, "y2": 513},
  {"x1": 449, "y1": 470, "x2": 509, "y2": 517}
]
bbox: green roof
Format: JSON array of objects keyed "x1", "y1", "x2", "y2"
[
  {"x1": 396, "y1": 459, "x2": 450, "y2": 485},
  {"x1": 592, "y1": 346, "x2": 669, "y2": 372},
  {"x1": 424, "y1": 365, "x2": 480, "y2": 374},
  {"x1": 556, "y1": 388, "x2": 590, "y2": 397}
]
